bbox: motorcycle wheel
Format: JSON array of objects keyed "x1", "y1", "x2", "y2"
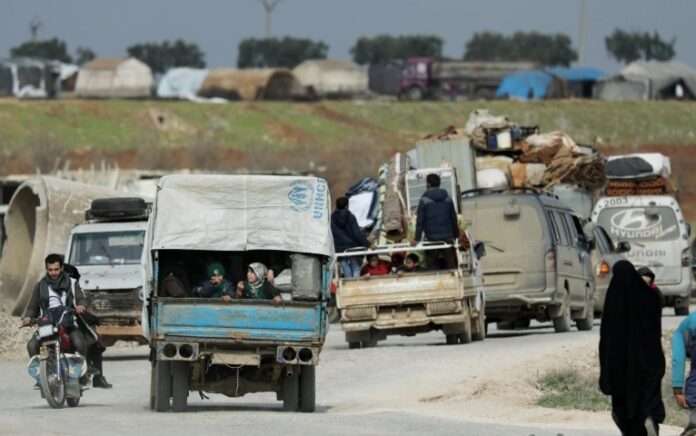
[{"x1": 39, "y1": 352, "x2": 66, "y2": 409}]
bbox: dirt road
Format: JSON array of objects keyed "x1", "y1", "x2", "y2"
[{"x1": 0, "y1": 317, "x2": 685, "y2": 436}]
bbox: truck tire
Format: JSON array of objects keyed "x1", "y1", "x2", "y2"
[
  {"x1": 472, "y1": 307, "x2": 486, "y2": 341},
  {"x1": 406, "y1": 86, "x2": 424, "y2": 101},
  {"x1": 576, "y1": 297, "x2": 595, "y2": 331},
  {"x1": 283, "y1": 367, "x2": 299, "y2": 412},
  {"x1": 299, "y1": 366, "x2": 316, "y2": 413},
  {"x1": 446, "y1": 334, "x2": 458, "y2": 345},
  {"x1": 675, "y1": 299, "x2": 690, "y2": 316},
  {"x1": 458, "y1": 305, "x2": 473, "y2": 344},
  {"x1": 171, "y1": 361, "x2": 189, "y2": 413},
  {"x1": 552, "y1": 293, "x2": 572, "y2": 333},
  {"x1": 154, "y1": 360, "x2": 172, "y2": 412}
]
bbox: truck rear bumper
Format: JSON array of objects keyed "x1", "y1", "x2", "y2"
[{"x1": 341, "y1": 313, "x2": 467, "y2": 332}]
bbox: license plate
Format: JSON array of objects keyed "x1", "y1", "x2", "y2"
[{"x1": 38, "y1": 325, "x2": 54, "y2": 338}]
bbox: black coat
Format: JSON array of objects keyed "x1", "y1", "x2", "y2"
[
  {"x1": 599, "y1": 260, "x2": 665, "y2": 434},
  {"x1": 331, "y1": 209, "x2": 370, "y2": 253},
  {"x1": 415, "y1": 188, "x2": 459, "y2": 242}
]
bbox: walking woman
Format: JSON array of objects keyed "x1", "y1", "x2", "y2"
[{"x1": 599, "y1": 260, "x2": 665, "y2": 435}]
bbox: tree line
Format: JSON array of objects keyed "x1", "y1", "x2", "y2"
[{"x1": 8, "y1": 29, "x2": 677, "y2": 74}]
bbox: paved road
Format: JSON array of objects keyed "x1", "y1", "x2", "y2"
[{"x1": 0, "y1": 315, "x2": 684, "y2": 436}]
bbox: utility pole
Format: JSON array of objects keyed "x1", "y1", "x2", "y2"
[
  {"x1": 257, "y1": 0, "x2": 282, "y2": 39},
  {"x1": 578, "y1": 0, "x2": 587, "y2": 66}
]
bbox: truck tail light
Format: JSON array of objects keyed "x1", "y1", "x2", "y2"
[
  {"x1": 598, "y1": 261, "x2": 610, "y2": 278},
  {"x1": 682, "y1": 248, "x2": 691, "y2": 267},
  {"x1": 545, "y1": 249, "x2": 556, "y2": 273}
]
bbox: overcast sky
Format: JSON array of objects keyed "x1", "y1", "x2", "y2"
[{"x1": 2, "y1": 0, "x2": 695, "y2": 73}]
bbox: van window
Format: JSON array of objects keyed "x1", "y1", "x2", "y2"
[
  {"x1": 597, "y1": 206, "x2": 680, "y2": 242},
  {"x1": 551, "y1": 212, "x2": 570, "y2": 245},
  {"x1": 471, "y1": 205, "x2": 544, "y2": 246},
  {"x1": 547, "y1": 211, "x2": 560, "y2": 243},
  {"x1": 563, "y1": 214, "x2": 578, "y2": 242}
]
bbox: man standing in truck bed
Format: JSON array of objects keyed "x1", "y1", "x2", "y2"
[{"x1": 415, "y1": 173, "x2": 460, "y2": 270}]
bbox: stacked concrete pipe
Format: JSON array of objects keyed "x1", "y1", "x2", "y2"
[{"x1": 0, "y1": 176, "x2": 122, "y2": 315}]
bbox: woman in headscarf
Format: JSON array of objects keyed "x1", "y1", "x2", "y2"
[
  {"x1": 236, "y1": 262, "x2": 283, "y2": 304},
  {"x1": 599, "y1": 260, "x2": 665, "y2": 436}
]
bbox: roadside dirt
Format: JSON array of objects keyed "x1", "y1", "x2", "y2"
[{"x1": 0, "y1": 309, "x2": 33, "y2": 360}]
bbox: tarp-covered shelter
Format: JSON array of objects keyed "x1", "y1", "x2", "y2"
[
  {"x1": 0, "y1": 58, "x2": 61, "y2": 98},
  {"x1": 595, "y1": 61, "x2": 696, "y2": 101},
  {"x1": 198, "y1": 68, "x2": 304, "y2": 101},
  {"x1": 75, "y1": 57, "x2": 153, "y2": 98},
  {"x1": 156, "y1": 67, "x2": 209, "y2": 100},
  {"x1": 292, "y1": 59, "x2": 368, "y2": 99},
  {"x1": 495, "y1": 70, "x2": 564, "y2": 100},
  {"x1": 548, "y1": 67, "x2": 604, "y2": 98}
]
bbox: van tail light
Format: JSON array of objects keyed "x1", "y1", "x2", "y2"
[
  {"x1": 545, "y1": 249, "x2": 556, "y2": 273},
  {"x1": 682, "y1": 248, "x2": 691, "y2": 267},
  {"x1": 597, "y1": 261, "x2": 610, "y2": 278}
]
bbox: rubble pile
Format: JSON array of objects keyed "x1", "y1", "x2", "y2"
[{"x1": 0, "y1": 308, "x2": 33, "y2": 360}]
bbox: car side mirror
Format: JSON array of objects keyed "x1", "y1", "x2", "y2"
[
  {"x1": 585, "y1": 236, "x2": 596, "y2": 252},
  {"x1": 474, "y1": 241, "x2": 486, "y2": 259},
  {"x1": 616, "y1": 241, "x2": 631, "y2": 254}
]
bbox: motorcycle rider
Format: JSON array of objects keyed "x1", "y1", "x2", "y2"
[{"x1": 21, "y1": 253, "x2": 112, "y2": 388}]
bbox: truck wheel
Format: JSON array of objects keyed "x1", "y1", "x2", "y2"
[
  {"x1": 283, "y1": 367, "x2": 299, "y2": 412},
  {"x1": 406, "y1": 86, "x2": 424, "y2": 101},
  {"x1": 299, "y1": 366, "x2": 316, "y2": 413},
  {"x1": 171, "y1": 361, "x2": 189, "y2": 413},
  {"x1": 472, "y1": 309, "x2": 486, "y2": 341},
  {"x1": 675, "y1": 301, "x2": 690, "y2": 316},
  {"x1": 446, "y1": 334, "x2": 458, "y2": 345},
  {"x1": 576, "y1": 298, "x2": 595, "y2": 331},
  {"x1": 552, "y1": 293, "x2": 572, "y2": 333},
  {"x1": 458, "y1": 329, "x2": 472, "y2": 344},
  {"x1": 154, "y1": 360, "x2": 172, "y2": 412}
]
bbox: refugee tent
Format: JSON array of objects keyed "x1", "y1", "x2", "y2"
[
  {"x1": 495, "y1": 70, "x2": 564, "y2": 100},
  {"x1": 59, "y1": 63, "x2": 79, "y2": 92},
  {"x1": 75, "y1": 57, "x2": 153, "y2": 98},
  {"x1": 547, "y1": 67, "x2": 604, "y2": 98},
  {"x1": 0, "y1": 58, "x2": 61, "y2": 98},
  {"x1": 198, "y1": 68, "x2": 305, "y2": 101},
  {"x1": 292, "y1": 59, "x2": 368, "y2": 99},
  {"x1": 595, "y1": 61, "x2": 696, "y2": 101},
  {"x1": 156, "y1": 67, "x2": 209, "y2": 100}
]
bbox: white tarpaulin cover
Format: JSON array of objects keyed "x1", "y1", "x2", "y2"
[
  {"x1": 156, "y1": 67, "x2": 209, "y2": 100},
  {"x1": 150, "y1": 175, "x2": 333, "y2": 257}
]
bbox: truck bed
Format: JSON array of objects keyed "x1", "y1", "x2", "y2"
[{"x1": 152, "y1": 298, "x2": 325, "y2": 346}]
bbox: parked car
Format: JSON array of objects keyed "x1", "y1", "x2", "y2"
[
  {"x1": 583, "y1": 222, "x2": 630, "y2": 315},
  {"x1": 461, "y1": 188, "x2": 595, "y2": 332}
]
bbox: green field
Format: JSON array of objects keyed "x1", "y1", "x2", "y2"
[{"x1": 1, "y1": 99, "x2": 696, "y2": 153}]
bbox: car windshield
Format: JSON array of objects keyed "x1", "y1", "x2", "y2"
[
  {"x1": 596, "y1": 206, "x2": 680, "y2": 242},
  {"x1": 69, "y1": 231, "x2": 145, "y2": 266}
]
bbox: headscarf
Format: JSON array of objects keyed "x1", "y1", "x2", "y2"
[
  {"x1": 599, "y1": 260, "x2": 665, "y2": 428},
  {"x1": 247, "y1": 262, "x2": 267, "y2": 291}
]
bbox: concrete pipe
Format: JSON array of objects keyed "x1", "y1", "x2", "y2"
[{"x1": 0, "y1": 176, "x2": 121, "y2": 315}]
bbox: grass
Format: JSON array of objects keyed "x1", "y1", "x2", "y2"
[{"x1": 536, "y1": 365, "x2": 689, "y2": 428}]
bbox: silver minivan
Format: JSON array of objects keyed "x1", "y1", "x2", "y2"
[{"x1": 461, "y1": 189, "x2": 595, "y2": 332}]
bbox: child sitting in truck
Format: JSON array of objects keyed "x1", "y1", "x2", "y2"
[
  {"x1": 194, "y1": 262, "x2": 236, "y2": 301},
  {"x1": 396, "y1": 253, "x2": 424, "y2": 277},
  {"x1": 361, "y1": 254, "x2": 391, "y2": 277},
  {"x1": 236, "y1": 262, "x2": 283, "y2": 304}
]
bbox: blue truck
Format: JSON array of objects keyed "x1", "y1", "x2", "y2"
[{"x1": 142, "y1": 175, "x2": 333, "y2": 413}]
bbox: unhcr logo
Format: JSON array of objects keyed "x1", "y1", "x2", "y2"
[{"x1": 288, "y1": 180, "x2": 314, "y2": 212}]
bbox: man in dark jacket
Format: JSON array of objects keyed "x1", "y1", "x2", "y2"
[
  {"x1": 331, "y1": 196, "x2": 374, "y2": 277},
  {"x1": 415, "y1": 173, "x2": 460, "y2": 270}
]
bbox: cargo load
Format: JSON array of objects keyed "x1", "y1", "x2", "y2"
[{"x1": 604, "y1": 153, "x2": 675, "y2": 196}]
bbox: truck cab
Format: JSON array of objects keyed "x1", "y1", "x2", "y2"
[
  {"x1": 65, "y1": 197, "x2": 150, "y2": 346},
  {"x1": 144, "y1": 175, "x2": 331, "y2": 413}
]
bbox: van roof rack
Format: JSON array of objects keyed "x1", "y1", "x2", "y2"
[{"x1": 461, "y1": 186, "x2": 555, "y2": 199}]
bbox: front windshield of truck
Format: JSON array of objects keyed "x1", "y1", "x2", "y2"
[
  {"x1": 69, "y1": 231, "x2": 145, "y2": 266},
  {"x1": 596, "y1": 206, "x2": 680, "y2": 242}
]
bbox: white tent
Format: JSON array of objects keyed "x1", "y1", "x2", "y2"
[
  {"x1": 292, "y1": 59, "x2": 368, "y2": 98},
  {"x1": 156, "y1": 67, "x2": 209, "y2": 100},
  {"x1": 596, "y1": 60, "x2": 696, "y2": 101},
  {"x1": 75, "y1": 57, "x2": 153, "y2": 98}
]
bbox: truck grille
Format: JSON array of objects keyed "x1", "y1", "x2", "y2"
[{"x1": 88, "y1": 289, "x2": 141, "y2": 313}]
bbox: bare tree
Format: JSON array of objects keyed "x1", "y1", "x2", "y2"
[
  {"x1": 29, "y1": 17, "x2": 43, "y2": 42},
  {"x1": 257, "y1": 0, "x2": 283, "y2": 39}
]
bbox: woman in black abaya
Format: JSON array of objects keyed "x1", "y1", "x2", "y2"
[{"x1": 599, "y1": 260, "x2": 665, "y2": 435}]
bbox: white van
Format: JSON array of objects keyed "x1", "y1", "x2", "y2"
[{"x1": 591, "y1": 195, "x2": 692, "y2": 315}]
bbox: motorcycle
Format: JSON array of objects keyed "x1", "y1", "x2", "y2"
[{"x1": 24, "y1": 309, "x2": 88, "y2": 408}]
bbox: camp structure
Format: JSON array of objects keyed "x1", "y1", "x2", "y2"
[
  {"x1": 292, "y1": 59, "x2": 368, "y2": 99},
  {"x1": 595, "y1": 60, "x2": 696, "y2": 101},
  {"x1": 156, "y1": 67, "x2": 209, "y2": 100},
  {"x1": 547, "y1": 67, "x2": 604, "y2": 98},
  {"x1": 495, "y1": 70, "x2": 565, "y2": 100},
  {"x1": 198, "y1": 68, "x2": 305, "y2": 101},
  {"x1": 75, "y1": 57, "x2": 154, "y2": 98},
  {"x1": 0, "y1": 57, "x2": 61, "y2": 98}
]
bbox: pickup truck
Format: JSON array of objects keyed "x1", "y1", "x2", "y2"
[
  {"x1": 143, "y1": 174, "x2": 332, "y2": 413},
  {"x1": 335, "y1": 242, "x2": 486, "y2": 347}
]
